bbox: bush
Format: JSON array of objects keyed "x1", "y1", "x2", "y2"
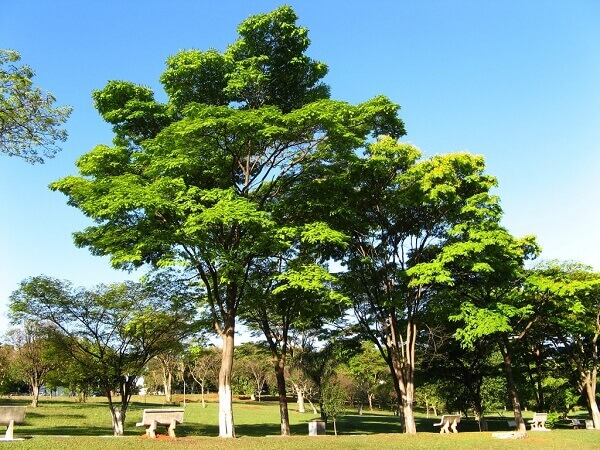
[{"x1": 545, "y1": 411, "x2": 561, "y2": 428}]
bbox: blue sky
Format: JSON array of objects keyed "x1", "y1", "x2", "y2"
[{"x1": 1, "y1": 1, "x2": 599, "y2": 333}]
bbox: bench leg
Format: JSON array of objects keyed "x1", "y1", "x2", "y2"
[
  {"x1": 168, "y1": 418, "x2": 177, "y2": 438},
  {"x1": 147, "y1": 420, "x2": 157, "y2": 439},
  {"x1": 451, "y1": 419, "x2": 458, "y2": 433},
  {"x1": 5, "y1": 420, "x2": 15, "y2": 440}
]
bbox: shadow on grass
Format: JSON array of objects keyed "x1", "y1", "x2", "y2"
[{"x1": 20, "y1": 425, "x2": 115, "y2": 436}]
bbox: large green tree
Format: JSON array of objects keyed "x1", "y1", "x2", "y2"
[
  {"x1": 305, "y1": 136, "x2": 500, "y2": 434},
  {"x1": 50, "y1": 6, "x2": 403, "y2": 437},
  {"x1": 0, "y1": 50, "x2": 72, "y2": 163},
  {"x1": 434, "y1": 226, "x2": 539, "y2": 433},
  {"x1": 532, "y1": 262, "x2": 600, "y2": 428},
  {"x1": 9, "y1": 274, "x2": 197, "y2": 436}
]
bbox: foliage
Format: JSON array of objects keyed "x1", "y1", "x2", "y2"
[
  {"x1": 321, "y1": 375, "x2": 348, "y2": 435},
  {"x1": 0, "y1": 49, "x2": 72, "y2": 163},
  {"x1": 9, "y1": 272, "x2": 199, "y2": 435},
  {"x1": 4, "y1": 321, "x2": 57, "y2": 406},
  {"x1": 49, "y1": 5, "x2": 404, "y2": 438}
]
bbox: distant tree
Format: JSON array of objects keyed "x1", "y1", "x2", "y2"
[
  {"x1": 187, "y1": 344, "x2": 220, "y2": 408},
  {"x1": 9, "y1": 273, "x2": 199, "y2": 436},
  {"x1": 241, "y1": 257, "x2": 346, "y2": 434},
  {"x1": 5, "y1": 321, "x2": 56, "y2": 407},
  {"x1": 0, "y1": 342, "x2": 28, "y2": 395},
  {"x1": 345, "y1": 341, "x2": 389, "y2": 414},
  {"x1": 155, "y1": 345, "x2": 186, "y2": 404},
  {"x1": 235, "y1": 343, "x2": 272, "y2": 401},
  {"x1": 0, "y1": 50, "x2": 72, "y2": 163}
]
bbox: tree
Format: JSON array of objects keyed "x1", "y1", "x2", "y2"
[
  {"x1": 345, "y1": 341, "x2": 389, "y2": 413},
  {"x1": 155, "y1": 345, "x2": 187, "y2": 404},
  {"x1": 235, "y1": 343, "x2": 272, "y2": 401},
  {"x1": 187, "y1": 344, "x2": 220, "y2": 408},
  {"x1": 534, "y1": 262, "x2": 600, "y2": 428},
  {"x1": 0, "y1": 50, "x2": 72, "y2": 163},
  {"x1": 49, "y1": 5, "x2": 403, "y2": 438},
  {"x1": 241, "y1": 257, "x2": 346, "y2": 434},
  {"x1": 307, "y1": 137, "x2": 500, "y2": 434},
  {"x1": 321, "y1": 375, "x2": 348, "y2": 436},
  {"x1": 430, "y1": 224, "x2": 539, "y2": 433},
  {"x1": 5, "y1": 321, "x2": 56, "y2": 407},
  {"x1": 9, "y1": 273, "x2": 198, "y2": 436}
]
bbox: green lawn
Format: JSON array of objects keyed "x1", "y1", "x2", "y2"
[{"x1": 1, "y1": 395, "x2": 598, "y2": 449}]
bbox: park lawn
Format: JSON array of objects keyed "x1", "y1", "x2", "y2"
[{"x1": 1, "y1": 395, "x2": 598, "y2": 449}]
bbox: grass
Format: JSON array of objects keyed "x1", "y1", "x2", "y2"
[{"x1": 1, "y1": 395, "x2": 598, "y2": 449}]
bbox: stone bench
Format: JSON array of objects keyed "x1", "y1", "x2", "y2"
[
  {"x1": 528, "y1": 412, "x2": 548, "y2": 430},
  {"x1": 433, "y1": 414, "x2": 461, "y2": 433},
  {"x1": 0, "y1": 406, "x2": 27, "y2": 440},
  {"x1": 568, "y1": 418, "x2": 584, "y2": 429},
  {"x1": 135, "y1": 408, "x2": 184, "y2": 438}
]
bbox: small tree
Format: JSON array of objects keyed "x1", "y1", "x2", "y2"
[
  {"x1": 188, "y1": 345, "x2": 220, "y2": 408},
  {"x1": 321, "y1": 375, "x2": 348, "y2": 436},
  {"x1": 5, "y1": 321, "x2": 56, "y2": 407},
  {"x1": 236, "y1": 343, "x2": 272, "y2": 401},
  {"x1": 0, "y1": 49, "x2": 72, "y2": 163}
]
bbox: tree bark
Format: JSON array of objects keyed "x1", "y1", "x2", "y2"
[
  {"x1": 30, "y1": 380, "x2": 40, "y2": 408},
  {"x1": 274, "y1": 359, "x2": 291, "y2": 436},
  {"x1": 163, "y1": 371, "x2": 173, "y2": 404},
  {"x1": 583, "y1": 374, "x2": 600, "y2": 429},
  {"x1": 534, "y1": 343, "x2": 545, "y2": 412},
  {"x1": 201, "y1": 383, "x2": 206, "y2": 408},
  {"x1": 218, "y1": 328, "x2": 235, "y2": 438},
  {"x1": 499, "y1": 337, "x2": 526, "y2": 433},
  {"x1": 297, "y1": 387, "x2": 306, "y2": 413}
]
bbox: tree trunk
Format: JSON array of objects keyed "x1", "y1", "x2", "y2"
[
  {"x1": 499, "y1": 338, "x2": 526, "y2": 433},
  {"x1": 164, "y1": 371, "x2": 173, "y2": 404},
  {"x1": 105, "y1": 389, "x2": 126, "y2": 436},
  {"x1": 307, "y1": 397, "x2": 318, "y2": 414},
  {"x1": 110, "y1": 407, "x2": 125, "y2": 436},
  {"x1": 534, "y1": 343, "x2": 545, "y2": 412},
  {"x1": 391, "y1": 318, "x2": 417, "y2": 434},
  {"x1": 30, "y1": 381, "x2": 40, "y2": 408},
  {"x1": 218, "y1": 328, "x2": 235, "y2": 438},
  {"x1": 201, "y1": 383, "x2": 206, "y2": 408},
  {"x1": 583, "y1": 374, "x2": 600, "y2": 429},
  {"x1": 274, "y1": 359, "x2": 291, "y2": 436},
  {"x1": 297, "y1": 387, "x2": 306, "y2": 413},
  {"x1": 368, "y1": 392, "x2": 374, "y2": 411}
]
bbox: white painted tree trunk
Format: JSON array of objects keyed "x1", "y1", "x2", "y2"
[
  {"x1": 111, "y1": 407, "x2": 124, "y2": 436},
  {"x1": 218, "y1": 331, "x2": 235, "y2": 438},
  {"x1": 296, "y1": 387, "x2": 305, "y2": 413}
]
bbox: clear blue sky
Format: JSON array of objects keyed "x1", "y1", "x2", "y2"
[{"x1": 1, "y1": 0, "x2": 599, "y2": 333}]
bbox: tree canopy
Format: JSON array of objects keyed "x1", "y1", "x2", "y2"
[{"x1": 0, "y1": 49, "x2": 72, "y2": 163}]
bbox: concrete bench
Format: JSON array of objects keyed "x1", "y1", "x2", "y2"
[
  {"x1": 433, "y1": 414, "x2": 461, "y2": 433},
  {"x1": 0, "y1": 406, "x2": 27, "y2": 440},
  {"x1": 135, "y1": 408, "x2": 184, "y2": 438},
  {"x1": 528, "y1": 412, "x2": 548, "y2": 430},
  {"x1": 568, "y1": 418, "x2": 584, "y2": 429}
]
